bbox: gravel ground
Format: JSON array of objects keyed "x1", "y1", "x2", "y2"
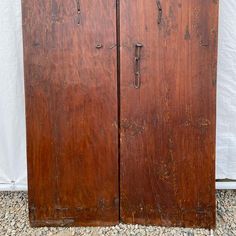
[{"x1": 0, "y1": 190, "x2": 235, "y2": 236}]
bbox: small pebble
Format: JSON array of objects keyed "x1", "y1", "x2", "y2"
[{"x1": 0, "y1": 191, "x2": 235, "y2": 235}]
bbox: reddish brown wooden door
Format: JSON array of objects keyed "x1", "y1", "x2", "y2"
[
  {"x1": 120, "y1": 0, "x2": 218, "y2": 228},
  {"x1": 23, "y1": 0, "x2": 218, "y2": 228},
  {"x1": 22, "y1": 0, "x2": 118, "y2": 226}
]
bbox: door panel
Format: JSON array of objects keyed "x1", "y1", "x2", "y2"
[
  {"x1": 22, "y1": 0, "x2": 118, "y2": 226},
  {"x1": 120, "y1": 0, "x2": 218, "y2": 228}
]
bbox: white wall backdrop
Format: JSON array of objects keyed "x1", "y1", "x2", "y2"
[
  {"x1": 216, "y1": 0, "x2": 236, "y2": 180},
  {"x1": 0, "y1": 0, "x2": 236, "y2": 191},
  {"x1": 0, "y1": 0, "x2": 26, "y2": 190}
]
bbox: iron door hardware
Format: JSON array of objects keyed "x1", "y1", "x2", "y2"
[{"x1": 134, "y1": 43, "x2": 143, "y2": 89}]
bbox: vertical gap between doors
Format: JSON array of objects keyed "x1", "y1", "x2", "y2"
[{"x1": 116, "y1": 0, "x2": 121, "y2": 222}]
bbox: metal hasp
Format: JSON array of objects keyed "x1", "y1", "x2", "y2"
[
  {"x1": 156, "y1": 0, "x2": 162, "y2": 25},
  {"x1": 77, "y1": 0, "x2": 81, "y2": 24},
  {"x1": 134, "y1": 43, "x2": 143, "y2": 89}
]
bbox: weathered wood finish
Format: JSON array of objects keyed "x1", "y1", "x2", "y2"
[
  {"x1": 23, "y1": 0, "x2": 218, "y2": 228},
  {"x1": 120, "y1": 0, "x2": 218, "y2": 228},
  {"x1": 22, "y1": 0, "x2": 118, "y2": 226}
]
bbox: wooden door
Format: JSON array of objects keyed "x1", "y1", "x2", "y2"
[
  {"x1": 120, "y1": 0, "x2": 218, "y2": 228},
  {"x1": 22, "y1": 0, "x2": 118, "y2": 226}
]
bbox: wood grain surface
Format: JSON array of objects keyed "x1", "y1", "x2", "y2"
[
  {"x1": 120, "y1": 0, "x2": 218, "y2": 229},
  {"x1": 22, "y1": 0, "x2": 218, "y2": 228},
  {"x1": 22, "y1": 0, "x2": 119, "y2": 226}
]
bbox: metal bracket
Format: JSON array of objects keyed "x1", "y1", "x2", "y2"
[
  {"x1": 77, "y1": 0, "x2": 81, "y2": 24},
  {"x1": 156, "y1": 1, "x2": 162, "y2": 25},
  {"x1": 134, "y1": 43, "x2": 143, "y2": 89}
]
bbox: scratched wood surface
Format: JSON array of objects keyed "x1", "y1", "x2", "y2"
[
  {"x1": 120, "y1": 0, "x2": 218, "y2": 228},
  {"x1": 22, "y1": 0, "x2": 118, "y2": 226}
]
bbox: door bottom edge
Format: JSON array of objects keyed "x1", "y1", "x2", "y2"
[{"x1": 30, "y1": 220, "x2": 120, "y2": 228}]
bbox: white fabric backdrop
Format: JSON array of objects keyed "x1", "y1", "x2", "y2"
[
  {"x1": 0, "y1": 0, "x2": 26, "y2": 190},
  {"x1": 216, "y1": 0, "x2": 236, "y2": 180},
  {"x1": 0, "y1": 0, "x2": 235, "y2": 190}
]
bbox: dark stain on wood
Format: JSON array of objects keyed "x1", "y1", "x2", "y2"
[{"x1": 184, "y1": 25, "x2": 191, "y2": 40}]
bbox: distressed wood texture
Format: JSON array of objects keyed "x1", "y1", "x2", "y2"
[
  {"x1": 120, "y1": 0, "x2": 218, "y2": 229},
  {"x1": 22, "y1": 0, "x2": 118, "y2": 226}
]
